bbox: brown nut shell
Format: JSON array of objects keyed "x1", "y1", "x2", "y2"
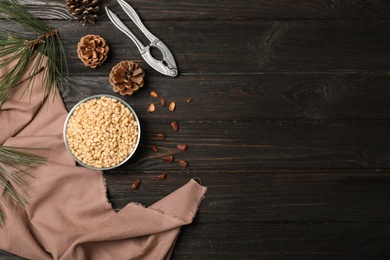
[
  {"x1": 161, "y1": 155, "x2": 174, "y2": 163},
  {"x1": 171, "y1": 121, "x2": 179, "y2": 132},
  {"x1": 131, "y1": 179, "x2": 141, "y2": 190}
]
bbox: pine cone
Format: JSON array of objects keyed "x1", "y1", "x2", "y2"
[
  {"x1": 66, "y1": 0, "x2": 100, "y2": 26},
  {"x1": 109, "y1": 61, "x2": 145, "y2": 96},
  {"x1": 77, "y1": 34, "x2": 109, "y2": 68}
]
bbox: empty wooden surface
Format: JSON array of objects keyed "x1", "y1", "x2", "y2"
[{"x1": 2, "y1": 0, "x2": 390, "y2": 259}]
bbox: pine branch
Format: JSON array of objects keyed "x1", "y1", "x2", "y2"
[
  {"x1": 0, "y1": 0, "x2": 68, "y2": 107},
  {"x1": 0, "y1": 0, "x2": 65, "y2": 227},
  {"x1": 0, "y1": 146, "x2": 46, "y2": 226}
]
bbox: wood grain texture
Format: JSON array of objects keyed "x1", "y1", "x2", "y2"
[
  {"x1": 112, "y1": 120, "x2": 390, "y2": 170},
  {"x1": 44, "y1": 19, "x2": 390, "y2": 74},
  {"x1": 104, "y1": 170, "x2": 390, "y2": 259},
  {"x1": 62, "y1": 74, "x2": 390, "y2": 120},
  {"x1": 1, "y1": 0, "x2": 390, "y2": 259},
  {"x1": 16, "y1": 0, "x2": 390, "y2": 20}
]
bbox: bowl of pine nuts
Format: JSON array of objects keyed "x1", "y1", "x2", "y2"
[{"x1": 63, "y1": 94, "x2": 141, "y2": 170}]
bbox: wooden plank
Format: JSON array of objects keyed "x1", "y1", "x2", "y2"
[
  {"x1": 15, "y1": 0, "x2": 390, "y2": 20},
  {"x1": 106, "y1": 170, "x2": 390, "y2": 258},
  {"x1": 2, "y1": 20, "x2": 390, "y2": 74},
  {"x1": 172, "y1": 222, "x2": 390, "y2": 259},
  {"x1": 105, "y1": 171, "x2": 390, "y2": 223},
  {"x1": 42, "y1": 20, "x2": 390, "y2": 74},
  {"x1": 94, "y1": 120, "x2": 390, "y2": 170},
  {"x1": 62, "y1": 74, "x2": 390, "y2": 121}
]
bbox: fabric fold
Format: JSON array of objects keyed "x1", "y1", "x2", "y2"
[{"x1": 0, "y1": 53, "x2": 206, "y2": 259}]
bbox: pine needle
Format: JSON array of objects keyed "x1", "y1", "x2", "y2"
[
  {"x1": 0, "y1": 210, "x2": 4, "y2": 228},
  {"x1": 0, "y1": 0, "x2": 68, "y2": 108},
  {"x1": 0, "y1": 1, "x2": 66, "y2": 227},
  {"x1": 0, "y1": 146, "x2": 46, "y2": 226}
]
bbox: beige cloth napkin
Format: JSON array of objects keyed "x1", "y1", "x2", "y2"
[{"x1": 0, "y1": 54, "x2": 206, "y2": 260}]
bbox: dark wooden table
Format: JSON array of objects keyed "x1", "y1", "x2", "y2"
[{"x1": 2, "y1": 0, "x2": 390, "y2": 259}]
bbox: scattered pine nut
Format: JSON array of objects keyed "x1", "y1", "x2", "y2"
[
  {"x1": 171, "y1": 121, "x2": 179, "y2": 132},
  {"x1": 179, "y1": 160, "x2": 189, "y2": 168},
  {"x1": 169, "y1": 101, "x2": 176, "y2": 111},
  {"x1": 156, "y1": 133, "x2": 166, "y2": 140},
  {"x1": 132, "y1": 179, "x2": 141, "y2": 190},
  {"x1": 157, "y1": 173, "x2": 167, "y2": 179},
  {"x1": 160, "y1": 97, "x2": 167, "y2": 106},
  {"x1": 161, "y1": 155, "x2": 174, "y2": 163},
  {"x1": 150, "y1": 91, "x2": 159, "y2": 98},
  {"x1": 147, "y1": 103, "x2": 155, "y2": 112},
  {"x1": 177, "y1": 144, "x2": 188, "y2": 152}
]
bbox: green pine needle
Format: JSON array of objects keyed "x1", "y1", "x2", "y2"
[
  {"x1": 0, "y1": 210, "x2": 4, "y2": 228},
  {"x1": 0, "y1": 0, "x2": 68, "y2": 107},
  {"x1": 0, "y1": 146, "x2": 46, "y2": 226},
  {"x1": 0, "y1": 0, "x2": 62, "y2": 227}
]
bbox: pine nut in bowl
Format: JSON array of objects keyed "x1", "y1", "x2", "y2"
[{"x1": 63, "y1": 94, "x2": 141, "y2": 170}]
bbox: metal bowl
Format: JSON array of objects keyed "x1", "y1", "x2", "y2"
[{"x1": 63, "y1": 94, "x2": 141, "y2": 170}]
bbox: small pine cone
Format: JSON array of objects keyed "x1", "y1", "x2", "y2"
[
  {"x1": 77, "y1": 34, "x2": 109, "y2": 68},
  {"x1": 66, "y1": 0, "x2": 100, "y2": 26},
  {"x1": 109, "y1": 61, "x2": 145, "y2": 96}
]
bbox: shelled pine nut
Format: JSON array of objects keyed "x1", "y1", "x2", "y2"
[{"x1": 66, "y1": 96, "x2": 138, "y2": 169}]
